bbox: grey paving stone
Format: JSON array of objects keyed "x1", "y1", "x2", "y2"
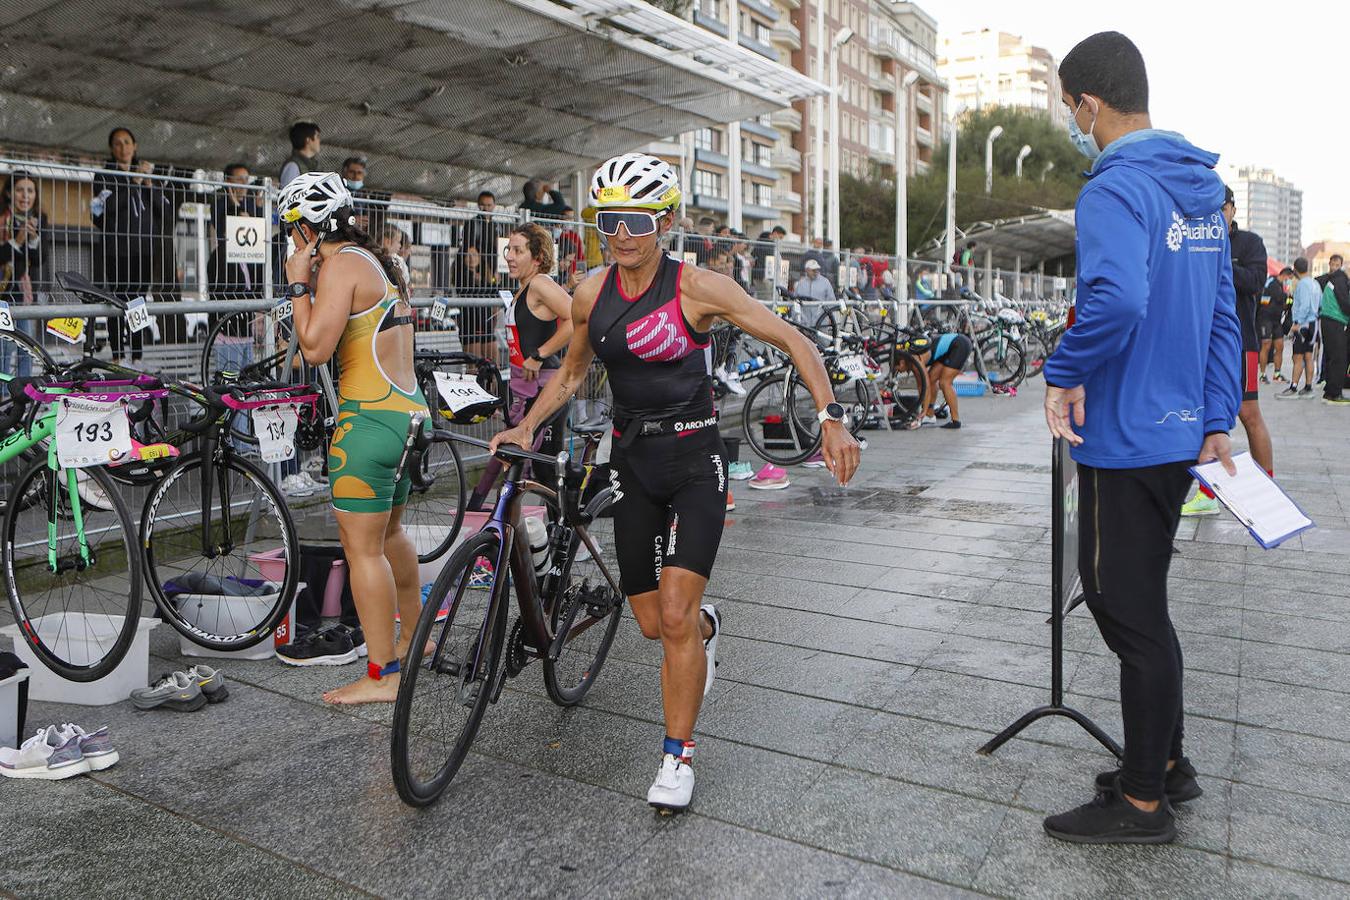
[
  {"x1": 1229, "y1": 783, "x2": 1350, "y2": 883},
  {"x1": 695, "y1": 681, "x2": 877, "y2": 762},
  {"x1": 709, "y1": 634, "x2": 917, "y2": 708},
  {"x1": 1239, "y1": 640, "x2": 1350, "y2": 691},
  {"x1": 1236, "y1": 677, "x2": 1350, "y2": 743},
  {"x1": 586, "y1": 816, "x2": 865, "y2": 900},
  {"x1": 776, "y1": 766, "x2": 1011, "y2": 884},
  {"x1": 1234, "y1": 724, "x2": 1350, "y2": 806},
  {"x1": 2, "y1": 776, "x2": 365, "y2": 899}
]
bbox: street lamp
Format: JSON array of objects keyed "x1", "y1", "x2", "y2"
[
  {"x1": 1041, "y1": 160, "x2": 1056, "y2": 183},
  {"x1": 895, "y1": 70, "x2": 921, "y2": 286},
  {"x1": 812, "y1": 13, "x2": 825, "y2": 241},
  {"x1": 1015, "y1": 144, "x2": 1032, "y2": 180},
  {"x1": 828, "y1": 26, "x2": 855, "y2": 252},
  {"x1": 944, "y1": 104, "x2": 964, "y2": 278},
  {"x1": 984, "y1": 125, "x2": 1004, "y2": 195}
]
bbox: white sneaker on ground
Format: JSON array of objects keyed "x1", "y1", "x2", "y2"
[
  {"x1": 647, "y1": 750, "x2": 695, "y2": 812},
  {"x1": 701, "y1": 604, "x2": 720, "y2": 697},
  {"x1": 281, "y1": 474, "x2": 316, "y2": 498},
  {"x1": 0, "y1": 726, "x2": 90, "y2": 780}
]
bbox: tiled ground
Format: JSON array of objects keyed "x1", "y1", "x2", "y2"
[{"x1": 5, "y1": 376, "x2": 1348, "y2": 898}]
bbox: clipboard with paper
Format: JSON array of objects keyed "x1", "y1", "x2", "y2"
[{"x1": 1188, "y1": 451, "x2": 1315, "y2": 549}]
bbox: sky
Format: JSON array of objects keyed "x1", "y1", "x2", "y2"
[{"x1": 933, "y1": 0, "x2": 1349, "y2": 246}]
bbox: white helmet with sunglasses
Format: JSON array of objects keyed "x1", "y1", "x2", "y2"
[
  {"x1": 276, "y1": 171, "x2": 355, "y2": 235},
  {"x1": 590, "y1": 152, "x2": 682, "y2": 238}
]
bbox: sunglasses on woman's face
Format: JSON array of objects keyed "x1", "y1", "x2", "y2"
[{"x1": 596, "y1": 210, "x2": 663, "y2": 237}]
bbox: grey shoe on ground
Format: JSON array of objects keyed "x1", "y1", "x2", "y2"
[
  {"x1": 130, "y1": 672, "x2": 206, "y2": 711},
  {"x1": 61, "y1": 724, "x2": 119, "y2": 771},
  {"x1": 187, "y1": 665, "x2": 229, "y2": 703}
]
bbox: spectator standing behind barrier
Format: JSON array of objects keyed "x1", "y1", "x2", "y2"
[
  {"x1": 280, "y1": 122, "x2": 321, "y2": 187},
  {"x1": 460, "y1": 190, "x2": 504, "y2": 280},
  {"x1": 208, "y1": 163, "x2": 263, "y2": 300},
  {"x1": 1277, "y1": 256, "x2": 1320, "y2": 398},
  {"x1": 731, "y1": 232, "x2": 754, "y2": 292},
  {"x1": 557, "y1": 205, "x2": 582, "y2": 283},
  {"x1": 821, "y1": 239, "x2": 841, "y2": 286},
  {"x1": 342, "y1": 156, "x2": 389, "y2": 238},
  {"x1": 519, "y1": 178, "x2": 567, "y2": 219},
  {"x1": 0, "y1": 171, "x2": 45, "y2": 377},
  {"x1": 455, "y1": 244, "x2": 499, "y2": 364},
  {"x1": 380, "y1": 223, "x2": 412, "y2": 287},
  {"x1": 802, "y1": 237, "x2": 825, "y2": 271},
  {"x1": 794, "y1": 259, "x2": 834, "y2": 302},
  {"x1": 692, "y1": 216, "x2": 716, "y2": 265},
  {"x1": 91, "y1": 127, "x2": 172, "y2": 363},
  {"x1": 1319, "y1": 253, "x2": 1350, "y2": 404},
  {"x1": 1041, "y1": 31, "x2": 1241, "y2": 845},
  {"x1": 754, "y1": 224, "x2": 786, "y2": 283}
]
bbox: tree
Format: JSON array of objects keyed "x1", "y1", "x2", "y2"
[{"x1": 841, "y1": 106, "x2": 1087, "y2": 256}]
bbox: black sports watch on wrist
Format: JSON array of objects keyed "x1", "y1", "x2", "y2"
[
  {"x1": 527, "y1": 352, "x2": 543, "y2": 363},
  {"x1": 287, "y1": 281, "x2": 311, "y2": 299},
  {"x1": 817, "y1": 401, "x2": 847, "y2": 424}
]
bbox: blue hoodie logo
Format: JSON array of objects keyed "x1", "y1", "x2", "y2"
[{"x1": 1166, "y1": 211, "x2": 1226, "y2": 254}]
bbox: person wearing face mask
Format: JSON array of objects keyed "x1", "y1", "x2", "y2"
[
  {"x1": 1041, "y1": 32, "x2": 1241, "y2": 845},
  {"x1": 341, "y1": 156, "x2": 389, "y2": 239}
]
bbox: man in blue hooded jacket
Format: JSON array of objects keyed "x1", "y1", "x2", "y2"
[{"x1": 1040, "y1": 31, "x2": 1242, "y2": 845}]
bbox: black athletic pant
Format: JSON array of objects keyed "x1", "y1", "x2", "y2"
[
  {"x1": 1077, "y1": 460, "x2": 1194, "y2": 802},
  {"x1": 1321, "y1": 317, "x2": 1348, "y2": 399}
]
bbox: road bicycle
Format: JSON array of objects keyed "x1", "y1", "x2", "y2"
[
  {"x1": 391, "y1": 430, "x2": 622, "y2": 807},
  {"x1": 0, "y1": 372, "x2": 158, "y2": 680}
]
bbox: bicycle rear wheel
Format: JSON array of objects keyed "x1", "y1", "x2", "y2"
[
  {"x1": 983, "y1": 334, "x2": 1027, "y2": 387},
  {"x1": 391, "y1": 530, "x2": 508, "y2": 807},
  {"x1": 881, "y1": 350, "x2": 929, "y2": 426},
  {"x1": 141, "y1": 452, "x2": 297, "y2": 651},
  {"x1": 3, "y1": 460, "x2": 141, "y2": 682},
  {"x1": 741, "y1": 371, "x2": 819, "y2": 466},
  {"x1": 543, "y1": 490, "x2": 623, "y2": 706}
]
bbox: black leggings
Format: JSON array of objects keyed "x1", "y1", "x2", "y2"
[
  {"x1": 1077, "y1": 460, "x2": 1194, "y2": 802},
  {"x1": 1322, "y1": 317, "x2": 1347, "y2": 399}
]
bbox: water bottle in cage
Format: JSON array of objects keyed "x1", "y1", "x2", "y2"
[{"x1": 524, "y1": 516, "x2": 553, "y2": 578}]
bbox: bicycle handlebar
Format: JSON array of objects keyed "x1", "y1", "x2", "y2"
[{"x1": 435, "y1": 430, "x2": 588, "y2": 524}]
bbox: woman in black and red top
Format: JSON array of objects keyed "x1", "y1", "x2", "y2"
[
  {"x1": 469, "y1": 223, "x2": 574, "y2": 511},
  {"x1": 492, "y1": 153, "x2": 859, "y2": 813}
]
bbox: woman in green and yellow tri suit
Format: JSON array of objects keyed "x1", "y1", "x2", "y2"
[{"x1": 279, "y1": 172, "x2": 429, "y2": 705}]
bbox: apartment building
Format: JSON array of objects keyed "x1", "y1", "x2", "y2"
[
  {"x1": 786, "y1": 0, "x2": 946, "y2": 240},
  {"x1": 1222, "y1": 165, "x2": 1303, "y2": 264},
  {"x1": 939, "y1": 29, "x2": 1063, "y2": 125}
]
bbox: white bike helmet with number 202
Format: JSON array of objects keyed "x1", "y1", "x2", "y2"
[
  {"x1": 589, "y1": 152, "x2": 682, "y2": 212},
  {"x1": 276, "y1": 171, "x2": 355, "y2": 236}
]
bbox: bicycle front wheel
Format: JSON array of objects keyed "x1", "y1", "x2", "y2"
[
  {"x1": 142, "y1": 452, "x2": 297, "y2": 651},
  {"x1": 543, "y1": 490, "x2": 623, "y2": 706},
  {"x1": 3, "y1": 460, "x2": 141, "y2": 682},
  {"x1": 983, "y1": 335, "x2": 1027, "y2": 387},
  {"x1": 391, "y1": 530, "x2": 508, "y2": 807}
]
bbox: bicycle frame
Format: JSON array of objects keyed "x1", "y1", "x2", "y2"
[{"x1": 0, "y1": 400, "x2": 91, "y2": 572}]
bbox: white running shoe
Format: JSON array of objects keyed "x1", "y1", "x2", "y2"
[
  {"x1": 701, "y1": 604, "x2": 720, "y2": 698},
  {"x1": 281, "y1": 474, "x2": 316, "y2": 498},
  {"x1": 0, "y1": 725, "x2": 91, "y2": 780},
  {"x1": 58, "y1": 724, "x2": 119, "y2": 771},
  {"x1": 647, "y1": 750, "x2": 695, "y2": 812}
]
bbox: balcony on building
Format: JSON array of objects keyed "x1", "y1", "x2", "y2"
[
  {"x1": 916, "y1": 90, "x2": 933, "y2": 113},
  {"x1": 778, "y1": 190, "x2": 803, "y2": 214},
  {"x1": 773, "y1": 145, "x2": 802, "y2": 172},
  {"x1": 771, "y1": 106, "x2": 803, "y2": 131},
  {"x1": 916, "y1": 124, "x2": 934, "y2": 147},
  {"x1": 870, "y1": 67, "x2": 893, "y2": 93},
  {"x1": 770, "y1": 20, "x2": 801, "y2": 51},
  {"x1": 739, "y1": 0, "x2": 780, "y2": 23},
  {"x1": 777, "y1": 0, "x2": 800, "y2": 9},
  {"x1": 690, "y1": 194, "x2": 730, "y2": 214},
  {"x1": 737, "y1": 32, "x2": 779, "y2": 61}
]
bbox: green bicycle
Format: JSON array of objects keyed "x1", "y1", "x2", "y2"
[{"x1": 0, "y1": 370, "x2": 156, "y2": 682}]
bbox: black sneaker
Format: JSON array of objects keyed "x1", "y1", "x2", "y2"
[
  {"x1": 1299, "y1": 385, "x2": 1314, "y2": 397},
  {"x1": 1275, "y1": 385, "x2": 1300, "y2": 400},
  {"x1": 275, "y1": 624, "x2": 358, "y2": 667},
  {"x1": 338, "y1": 624, "x2": 367, "y2": 659},
  {"x1": 1094, "y1": 757, "x2": 1202, "y2": 804},
  {"x1": 1044, "y1": 776, "x2": 1176, "y2": 845}
]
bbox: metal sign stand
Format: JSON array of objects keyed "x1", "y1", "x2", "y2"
[{"x1": 978, "y1": 437, "x2": 1122, "y2": 758}]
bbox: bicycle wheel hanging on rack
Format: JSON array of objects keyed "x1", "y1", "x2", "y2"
[
  {"x1": 141, "y1": 451, "x2": 298, "y2": 651},
  {"x1": 4, "y1": 459, "x2": 142, "y2": 682}
]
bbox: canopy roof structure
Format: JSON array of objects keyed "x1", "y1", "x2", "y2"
[
  {"x1": 919, "y1": 210, "x2": 1077, "y2": 269},
  {"x1": 1, "y1": 0, "x2": 826, "y2": 197}
]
